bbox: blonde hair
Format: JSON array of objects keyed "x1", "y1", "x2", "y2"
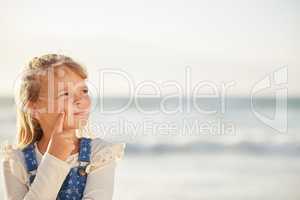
[{"x1": 15, "y1": 54, "x2": 88, "y2": 149}]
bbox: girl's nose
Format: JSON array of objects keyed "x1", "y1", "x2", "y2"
[
  {"x1": 73, "y1": 92, "x2": 90, "y2": 109},
  {"x1": 74, "y1": 94, "x2": 83, "y2": 105}
]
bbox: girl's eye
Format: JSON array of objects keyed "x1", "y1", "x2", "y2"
[
  {"x1": 83, "y1": 89, "x2": 89, "y2": 94},
  {"x1": 59, "y1": 92, "x2": 69, "y2": 97}
]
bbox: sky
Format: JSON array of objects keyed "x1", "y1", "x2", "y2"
[{"x1": 0, "y1": 0, "x2": 299, "y2": 97}]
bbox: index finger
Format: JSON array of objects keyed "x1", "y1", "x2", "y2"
[{"x1": 54, "y1": 112, "x2": 65, "y2": 134}]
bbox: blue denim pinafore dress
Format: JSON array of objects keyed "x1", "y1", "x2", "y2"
[{"x1": 22, "y1": 137, "x2": 92, "y2": 200}]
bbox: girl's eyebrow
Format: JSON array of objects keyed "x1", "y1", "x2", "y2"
[
  {"x1": 57, "y1": 84, "x2": 88, "y2": 93},
  {"x1": 57, "y1": 88, "x2": 68, "y2": 95}
]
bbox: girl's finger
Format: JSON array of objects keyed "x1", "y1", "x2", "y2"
[
  {"x1": 61, "y1": 130, "x2": 77, "y2": 139},
  {"x1": 63, "y1": 138, "x2": 76, "y2": 143},
  {"x1": 54, "y1": 112, "x2": 65, "y2": 134}
]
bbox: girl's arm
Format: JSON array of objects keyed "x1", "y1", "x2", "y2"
[
  {"x1": 82, "y1": 161, "x2": 116, "y2": 199},
  {"x1": 2, "y1": 150, "x2": 71, "y2": 200},
  {"x1": 82, "y1": 140, "x2": 125, "y2": 200}
]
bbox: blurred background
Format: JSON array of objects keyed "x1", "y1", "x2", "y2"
[{"x1": 0, "y1": 0, "x2": 299, "y2": 199}]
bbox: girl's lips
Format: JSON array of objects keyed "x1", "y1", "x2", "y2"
[{"x1": 73, "y1": 111, "x2": 89, "y2": 116}]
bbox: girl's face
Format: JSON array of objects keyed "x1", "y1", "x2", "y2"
[{"x1": 33, "y1": 65, "x2": 91, "y2": 131}]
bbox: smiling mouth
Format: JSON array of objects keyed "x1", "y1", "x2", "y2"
[{"x1": 73, "y1": 111, "x2": 89, "y2": 116}]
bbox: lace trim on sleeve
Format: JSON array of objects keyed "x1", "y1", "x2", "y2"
[
  {"x1": 0, "y1": 142, "x2": 28, "y2": 185},
  {"x1": 86, "y1": 143, "x2": 126, "y2": 173},
  {"x1": 0, "y1": 142, "x2": 16, "y2": 161}
]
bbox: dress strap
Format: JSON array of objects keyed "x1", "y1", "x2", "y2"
[
  {"x1": 78, "y1": 137, "x2": 92, "y2": 162},
  {"x1": 78, "y1": 137, "x2": 92, "y2": 176},
  {"x1": 22, "y1": 144, "x2": 38, "y2": 184}
]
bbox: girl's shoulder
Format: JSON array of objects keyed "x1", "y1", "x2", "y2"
[
  {"x1": 87, "y1": 137, "x2": 126, "y2": 173},
  {"x1": 0, "y1": 142, "x2": 25, "y2": 164},
  {"x1": 0, "y1": 141, "x2": 28, "y2": 184}
]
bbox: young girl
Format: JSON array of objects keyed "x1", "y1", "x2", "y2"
[{"x1": 1, "y1": 54, "x2": 125, "y2": 200}]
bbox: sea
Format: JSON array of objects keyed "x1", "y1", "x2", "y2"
[{"x1": 0, "y1": 96, "x2": 299, "y2": 200}]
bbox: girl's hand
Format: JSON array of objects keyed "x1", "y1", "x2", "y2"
[{"x1": 46, "y1": 112, "x2": 76, "y2": 161}]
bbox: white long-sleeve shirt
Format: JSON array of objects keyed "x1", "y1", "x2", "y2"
[{"x1": 1, "y1": 138, "x2": 126, "y2": 200}]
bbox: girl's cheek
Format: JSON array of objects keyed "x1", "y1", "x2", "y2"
[
  {"x1": 55, "y1": 98, "x2": 68, "y2": 113},
  {"x1": 41, "y1": 99, "x2": 63, "y2": 114},
  {"x1": 85, "y1": 96, "x2": 92, "y2": 111}
]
